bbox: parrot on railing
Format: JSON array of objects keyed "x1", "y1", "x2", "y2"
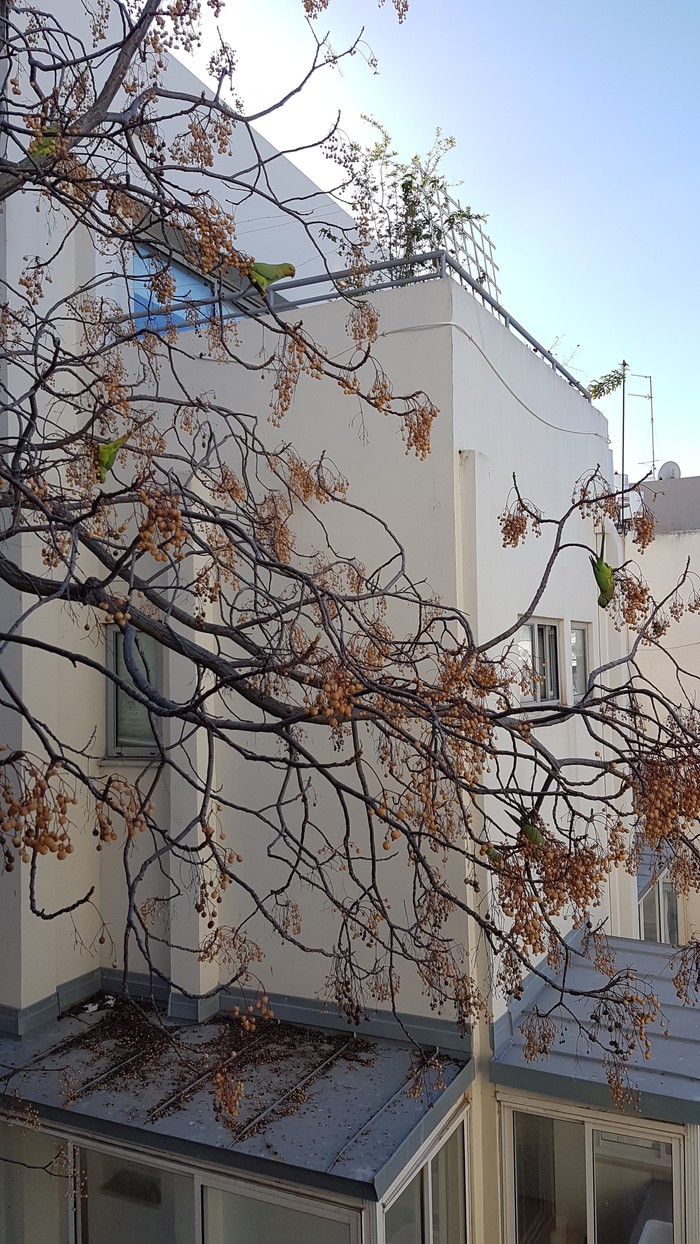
[{"x1": 248, "y1": 261, "x2": 296, "y2": 296}]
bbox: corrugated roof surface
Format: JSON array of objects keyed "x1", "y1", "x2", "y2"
[
  {"x1": 492, "y1": 935, "x2": 700, "y2": 1123},
  {"x1": 0, "y1": 1000, "x2": 472, "y2": 1198}
]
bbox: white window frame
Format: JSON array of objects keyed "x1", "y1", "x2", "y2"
[
  {"x1": 570, "y1": 622, "x2": 589, "y2": 701},
  {"x1": 639, "y1": 869, "x2": 681, "y2": 945},
  {"x1": 516, "y1": 619, "x2": 561, "y2": 704},
  {"x1": 379, "y1": 1107, "x2": 470, "y2": 1244},
  {"x1": 105, "y1": 625, "x2": 161, "y2": 758},
  {"x1": 499, "y1": 1093, "x2": 685, "y2": 1244},
  {"x1": 199, "y1": 1169, "x2": 362, "y2": 1244},
  {"x1": 132, "y1": 243, "x2": 244, "y2": 333},
  {"x1": 0, "y1": 1116, "x2": 366, "y2": 1244}
]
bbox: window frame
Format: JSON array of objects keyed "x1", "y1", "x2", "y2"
[
  {"x1": 0, "y1": 1116, "x2": 366, "y2": 1244},
  {"x1": 570, "y1": 622, "x2": 589, "y2": 701},
  {"x1": 515, "y1": 619, "x2": 561, "y2": 705},
  {"x1": 639, "y1": 868, "x2": 681, "y2": 945},
  {"x1": 105, "y1": 625, "x2": 162, "y2": 759},
  {"x1": 499, "y1": 1094, "x2": 685, "y2": 1244},
  {"x1": 199, "y1": 1170, "x2": 362, "y2": 1244},
  {"x1": 380, "y1": 1108, "x2": 470, "y2": 1244},
  {"x1": 131, "y1": 244, "x2": 242, "y2": 333}
]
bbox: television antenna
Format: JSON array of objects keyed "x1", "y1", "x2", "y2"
[{"x1": 628, "y1": 373, "x2": 656, "y2": 478}]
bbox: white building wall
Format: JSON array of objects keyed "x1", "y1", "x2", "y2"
[
  {"x1": 0, "y1": 14, "x2": 638, "y2": 1023},
  {"x1": 631, "y1": 508, "x2": 700, "y2": 939},
  {"x1": 0, "y1": 11, "x2": 354, "y2": 1014},
  {"x1": 164, "y1": 275, "x2": 633, "y2": 1018}
]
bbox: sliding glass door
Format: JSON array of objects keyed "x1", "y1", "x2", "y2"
[{"x1": 507, "y1": 1106, "x2": 680, "y2": 1244}]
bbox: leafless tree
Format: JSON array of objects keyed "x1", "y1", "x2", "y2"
[{"x1": 1, "y1": 0, "x2": 699, "y2": 1102}]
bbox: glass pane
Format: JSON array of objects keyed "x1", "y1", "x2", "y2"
[
  {"x1": 543, "y1": 625, "x2": 559, "y2": 701},
  {"x1": 132, "y1": 249, "x2": 233, "y2": 331},
  {"x1": 114, "y1": 631, "x2": 158, "y2": 751},
  {"x1": 431, "y1": 1125, "x2": 466, "y2": 1244},
  {"x1": 662, "y1": 880, "x2": 679, "y2": 945},
  {"x1": 640, "y1": 887, "x2": 661, "y2": 942},
  {"x1": 82, "y1": 1150, "x2": 194, "y2": 1244},
  {"x1": 514, "y1": 1112, "x2": 586, "y2": 1244},
  {"x1": 594, "y1": 1130, "x2": 673, "y2": 1244},
  {"x1": 536, "y1": 625, "x2": 547, "y2": 698},
  {"x1": 203, "y1": 1185, "x2": 353, "y2": 1244},
  {"x1": 516, "y1": 624, "x2": 535, "y2": 699},
  {"x1": 0, "y1": 1122, "x2": 69, "y2": 1244},
  {"x1": 571, "y1": 626, "x2": 587, "y2": 698},
  {"x1": 385, "y1": 1171, "x2": 424, "y2": 1244}
]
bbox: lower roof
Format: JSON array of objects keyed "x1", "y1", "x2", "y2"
[
  {"x1": 0, "y1": 998, "x2": 472, "y2": 1200},
  {"x1": 492, "y1": 935, "x2": 700, "y2": 1124}
]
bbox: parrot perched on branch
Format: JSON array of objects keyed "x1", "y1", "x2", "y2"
[
  {"x1": 508, "y1": 811, "x2": 545, "y2": 847},
  {"x1": 590, "y1": 529, "x2": 615, "y2": 609},
  {"x1": 30, "y1": 124, "x2": 59, "y2": 159},
  {"x1": 248, "y1": 261, "x2": 296, "y2": 296},
  {"x1": 96, "y1": 435, "x2": 128, "y2": 483}
]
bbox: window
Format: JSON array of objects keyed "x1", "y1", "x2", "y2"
[
  {"x1": 80, "y1": 1150, "x2": 194, "y2": 1244},
  {"x1": 639, "y1": 871, "x2": 679, "y2": 945},
  {"x1": 0, "y1": 1122, "x2": 69, "y2": 1243},
  {"x1": 509, "y1": 1108, "x2": 679, "y2": 1244},
  {"x1": 106, "y1": 628, "x2": 160, "y2": 756},
  {"x1": 513, "y1": 1111, "x2": 585, "y2": 1244},
  {"x1": 570, "y1": 625, "x2": 588, "y2": 699},
  {"x1": 0, "y1": 1122, "x2": 361, "y2": 1244},
  {"x1": 594, "y1": 1132, "x2": 674, "y2": 1244},
  {"x1": 132, "y1": 247, "x2": 236, "y2": 332},
  {"x1": 384, "y1": 1120, "x2": 468, "y2": 1244},
  {"x1": 516, "y1": 622, "x2": 559, "y2": 703},
  {"x1": 203, "y1": 1185, "x2": 355, "y2": 1244}
]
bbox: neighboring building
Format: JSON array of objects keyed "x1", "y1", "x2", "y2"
[
  {"x1": 635, "y1": 473, "x2": 700, "y2": 948},
  {"x1": 1, "y1": 18, "x2": 698, "y2": 1244}
]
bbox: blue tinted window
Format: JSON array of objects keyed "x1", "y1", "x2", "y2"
[{"x1": 132, "y1": 248, "x2": 229, "y2": 331}]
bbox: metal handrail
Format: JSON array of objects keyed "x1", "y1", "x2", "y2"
[
  {"x1": 122, "y1": 247, "x2": 590, "y2": 400},
  {"x1": 277, "y1": 250, "x2": 591, "y2": 400}
]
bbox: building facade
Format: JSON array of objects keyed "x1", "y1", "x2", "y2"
[{"x1": 1, "y1": 12, "x2": 698, "y2": 1243}]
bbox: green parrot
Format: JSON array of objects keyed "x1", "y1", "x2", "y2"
[
  {"x1": 248, "y1": 261, "x2": 296, "y2": 296},
  {"x1": 590, "y1": 529, "x2": 615, "y2": 609},
  {"x1": 507, "y1": 810, "x2": 545, "y2": 847},
  {"x1": 96, "y1": 435, "x2": 128, "y2": 483},
  {"x1": 30, "y1": 124, "x2": 58, "y2": 159},
  {"x1": 486, "y1": 845, "x2": 504, "y2": 865}
]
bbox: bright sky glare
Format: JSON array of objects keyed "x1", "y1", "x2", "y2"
[{"x1": 191, "y1": 0, "x2": 700, "y2": 483}]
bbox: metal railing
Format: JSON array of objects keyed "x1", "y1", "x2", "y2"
[
  {"x1": 122, "y1": 246, "x2": 590, "y2": 400},
  {"x1": 274, "y1": 250, "x2": 591, "y2": 400}
]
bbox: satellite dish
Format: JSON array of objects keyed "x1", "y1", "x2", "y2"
[{"x1": 658, "y1": 461, "x2": 681, "y2": 481}]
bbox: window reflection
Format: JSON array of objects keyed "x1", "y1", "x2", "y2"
[
  {"x1": 431, "y1": 1125, "x2": 466, "y2": 1244},
  {"x1": 81, "y1": 1151, "x2": 194, "y2": 1244},
  {"x1": 516, "y1": 623, "x2": 559, "y2": 702},
  {"x1": 570, "y1": 625, "x2": 588, "y2": 699},
  {"x1": 513, "y1": 1112, "x2": 586, "y2": 1244},
  {"x1": 594, "y1": 1131, "x2": 673, "y2": 1244},
  {"x1": 203, "y1": 1186, "x2": 352, "y2": 1244},
  {"x1": 0, "y1": 1122, "x2": 69, "y2": 1244}
]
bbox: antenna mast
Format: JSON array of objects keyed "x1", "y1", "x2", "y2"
[
  {"x1": 620, "y1": 360, "x2": 628, "y2": 528},
  {"x1": 629, "y1": 373, "x2": 656, "y2": 479}
]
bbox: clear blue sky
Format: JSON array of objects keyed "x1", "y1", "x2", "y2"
[{"x1": 196, "y1": 0, "x2": 700, "y2": 481}]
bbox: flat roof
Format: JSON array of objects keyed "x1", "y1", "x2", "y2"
[
  {"x1": 641, "y1": 477, "x2": 700, "y2": 534},
  {"x1": 492, "y1": 935, "x2": 700, "y2": 1124},
  {"x1": 0, "y1": 1000, "x2": 472, "y2": 1200}
]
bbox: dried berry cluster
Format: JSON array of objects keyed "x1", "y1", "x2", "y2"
[
  {"x1": 137, "y1": 488, "x2": 187, "y2": 562},
  {"x1": 0, "y1": 756, "x2": 77, "y2": 869}
]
